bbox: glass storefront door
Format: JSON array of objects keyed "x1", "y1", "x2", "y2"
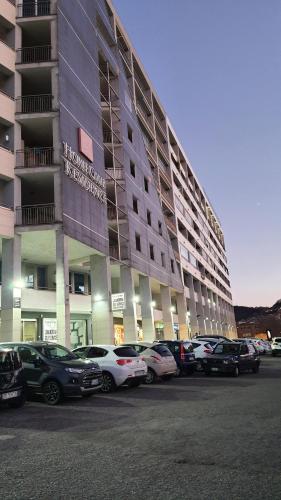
[
  {"x1": 22, "y1": 320, "x2": 38, "y2": 342},
  {"x1": 42, "y1": 318, "x2": 87, "y2": 348}
]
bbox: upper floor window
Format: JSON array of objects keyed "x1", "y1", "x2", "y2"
[
  {"x1": 127, "y1": 125, "x2": 133, "y2": 142},
  {"x1": 133, "y1": 196, "x2": 138, "y2": 214}
]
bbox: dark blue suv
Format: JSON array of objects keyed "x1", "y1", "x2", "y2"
[{"x1": 158, "y1": 340, "x2": 197, "y2": 375}]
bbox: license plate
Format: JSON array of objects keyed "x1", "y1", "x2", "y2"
[
  {"x1": 211, "y1": 367, "x2": 219, "y2": 372},
  {"x1": 91, "y1": 379, "x2": 99, "y2": 386},
  {"x1": 2, "y1": 391, "x2": 19, "y2": 400},
  {"x1": 135, "y1": 370, "x2": 145, "y2": 376}
]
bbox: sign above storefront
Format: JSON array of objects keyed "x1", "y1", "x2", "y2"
[
  {"x1": 111, "y1": 293, "x2": 126, "y2": 311},
  {"x1": 62, "y1": 135, "x2": 106, "y2": 203}
]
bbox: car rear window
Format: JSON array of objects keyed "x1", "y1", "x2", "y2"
[
  {"x1": 114, "y1": 347, "x2": 139, "y2": 358},
  {"x1": 183, "y1": 342, "x2": 193, "y2": 352},
  {"x1": 152, "y1": 345, "x2": 172, "y2": 357}
]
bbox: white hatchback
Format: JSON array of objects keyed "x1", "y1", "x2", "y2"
[
  {"x1": 73, "y1": 345, "x2": 147, "y2": 392},
  {"x1": 191, "y1": 340, "x2": 214, "y2": 369}
]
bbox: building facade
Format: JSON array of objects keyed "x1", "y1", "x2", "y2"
[{"x1": 0, "y1": 0, "x2": 237, "y2": 348}]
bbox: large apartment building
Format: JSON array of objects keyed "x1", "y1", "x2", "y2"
[{"x1": 0, "y1": 0, "x2": 236, "y2": 348}]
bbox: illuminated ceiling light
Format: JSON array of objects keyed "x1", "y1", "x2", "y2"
[
  {"x1": 95, "y1": 293, "x2": 103, "y2": 301},
  {"x1": 151, "y1": 301, "x2": 156, "y2": 308},
  {"x1": 13, "y1": 279, "x2": 24, "y2": 289},
  {"x1": 170, "y1": 305, "x2": 176, "y2": 313},
  {"x1": 133, "y1": 295, "x2": 140, "y2": 304}
]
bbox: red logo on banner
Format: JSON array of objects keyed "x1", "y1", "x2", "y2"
[{"x1": 78, "y1": 128, "x2": 93, "y2": 162}]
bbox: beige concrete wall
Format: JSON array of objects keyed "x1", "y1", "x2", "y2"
[
  {"x1": 0, "y1": 206, "x2": 14, "y2": 238},
  {"x1": 0, "y1": 40, "x2": 15, "y2": 74},
  {"x1": 0, "y1": 0, "x2": 16, "y2": 26},
  {"x1": 0, "y1": 146, "x2": 14, "y2": 179},
  {"x1": 0, "y1": 92, "x2": 15, "y2": 124}
]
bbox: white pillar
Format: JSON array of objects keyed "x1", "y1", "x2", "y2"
[
  {"x1": 160, "y1": 285, "x2": 174, "y2": 340},
  {"x1": 120, "y1": 265, "x2": 137, "y2": 342},
  {"x1": 139, "y1": 275, "x2": 155, "y2": 342},
  {"x1": 176, "y1": 292, "x2": 188, "y2": 340},
  {"x1": 185, "y1": 274, "x2": 199, "y2": 335},
  {"x1": 0, "y1": 235, "x2": 22, "y2": 342},
  {"x1": 201, "y1": 285, "x2": 212, "y2": 334},
  {"x1": 194, "y1": 280, "x2": 205, "y2": 334},
  {"x1": 91, "y1": 254, "x2": 114, "y2": 344},
  {"x1": 56, "y1": 229, "x2": 70, "y2": 347}
]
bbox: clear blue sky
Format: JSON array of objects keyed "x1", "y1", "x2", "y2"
[{"x1": 112, "y1": 0, "x2": 281, "y2": 307}]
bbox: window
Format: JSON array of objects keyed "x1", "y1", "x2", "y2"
[
  {"x1": 127, "y1": 124, "x2": 133, "y2": 142},
  {"x1": 158, "y1": 221, "x2": 162, "y2": 236},
  {"x1": 74, "y1": 273, "x2": 85, "y2": 294},
  {"x1": 135, "y1": 233, "x2": 141, "y2": 252},
  {"x1": 87, "y1": 347, "x2": 108, "y2": 358},
  {"x1": 73, "y1": 347, "x2": 88, "y2": 358},
  {"x1": 161, "y1": 252, "x2": 165, "y2": 267},
  {"x1": 133, "y1": 196, "x2": 138, "y2": 214},
  {"x1": 37, "y1": 266, "x2": 47, "y2": 289},
  {"x1": 144, "y1": 176, "x2": 149, "y2": 193},
  {"x1": 24, "y1": 274, "x2": 34, "y2": 289},
  {"x1": 114, "y1": 346, "x2": 139, "y2": 357},
  {"x1": 18, "y1": 346, "x2": 40, "y2": 365},
  {"x1": 171, "y1": 259, "x2": 175, "y2": 273},
  {"x1": 149, "y1": 244, "x2": 154, "y2": 260},
  {"x1": 147, "y1": 210, "x2": 151, "y2": 226},
  {"x1": 130, "y1": 161, "x2": 135, "y2": 177},
  {"x1": 152, "y1": 345, "x2": 172, "y2": 357}
]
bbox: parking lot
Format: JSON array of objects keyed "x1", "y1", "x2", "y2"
[{"x1": 0, "y1": 356, "x2": 281, "y2": 500}]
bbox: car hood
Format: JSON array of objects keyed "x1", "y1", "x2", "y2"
[{"x1": 49, "y1": 358, "x2": 99, "y2": 370}]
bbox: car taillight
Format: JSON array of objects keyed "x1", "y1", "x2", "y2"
[
  {"x1": 204, "y1": 348, "x2": 212, "y2": 354},
  {"x1": 116, "y1": 359, "x2": 133, "y2": 366},
  {"x1": 151, "y1": 355, "x2": 162, "y2": 363},
  {"x1": 180, "y1": 344, "x2": 185, "y2": 360}
]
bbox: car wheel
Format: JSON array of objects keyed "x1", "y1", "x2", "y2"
[
  {"x1": 8, "y1": 393, "x2": 26, "y2": 409},
  {"x1": 145, "y1": 368, "x2": 156, "y2": 384},
  {"x1": 42, "y1": 380, "x2": 62, "y2": 405},
  {"x1": 252, "y1": 364, "x2": 259, "y2": 374},
  {"x1": 233, "y1": 366, "x2": 239, "y2": 377},
  {"x1": 101, "y1": 372, "x2": 116, "y2": 393}
]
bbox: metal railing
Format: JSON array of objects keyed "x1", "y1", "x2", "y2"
[
  {"x1": 16, "y1": 94, "x2": 53, "y2": 113},
  {"x1": 16, "y1": 204, "x2": 55, "y2": 225},
  {"x1": 16, "y1": 45, "x2": 52, "y2": 64},
  {"x1": 105, "y1": 168, "x2": 124, "y2": 181},
  {"x1": 16, "y1": 147, "x2": 54, "y2": 168},
  {"x1": 165, "y1": 216, "x2": 177, "y2": 234},
  {"x1": 161, "y1": 188, "x2": 174, "y2": 208},
  {"x1": 17, "y1": 1, "x2": 52, "y2": 18}
]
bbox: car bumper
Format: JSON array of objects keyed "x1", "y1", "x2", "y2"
[
  {"x1": 179, "y1": 360, "x2": 198, "y2": 372},
  {"x1": 63, "y1": 382, "x2": 103, "y2": 396},
  {"x1": 123, "y1": 374, "x2": 146, "y2": 385},
  {"x1": 152, "y1": 364, "x2": 177, "y2": 377},
  {"x1": 203, "y1": 363, "x2": 236, "y2": 374},
  {"x1": 0, "y1": 386, "x2": 24, "y2": 402}
]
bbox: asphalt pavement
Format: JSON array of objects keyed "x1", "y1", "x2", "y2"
[{"x1": 1, "y1": 357, "x2": 281, "y2": 500}]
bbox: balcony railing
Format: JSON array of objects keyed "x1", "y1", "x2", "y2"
[
  {"x1": 16, "y1": 204, "x2": 55, "y2": 225},
  {"x1": 17, "y1": 1, "x2": 53, "y2": 18},
  {"x1": 105, "y1": 168, "x2": 124, "y2": 181},
  {"x1": 161, "y1": 189, "x2": 174, "y2": 208},
  {"x1": 16, "y1": 45, "x2": 52, "y2": 64},
  {"x1": 16, "y1": 94, "x2": 53, "y2": 113},
  {"x1": 165, "y1": 216, "x2": 177, "y2": 234},
  {"x1": 16, "y1": 147, "x2": 54, "y2": 168}
]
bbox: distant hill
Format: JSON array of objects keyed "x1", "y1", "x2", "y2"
[{"x1": 234, "y1": 300, "x2": 281, "y2": 337}]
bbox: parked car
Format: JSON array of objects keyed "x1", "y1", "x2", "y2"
[
  {"x1": 158, "y1": 340, "x2": 197, "y2": 375},
  {"x1": 271, "y1": 337, "x2": 281, "y2": 357},
  {"x1": 202, "y1": 341, "x2": 260, "y2": 377},
  {"x1": 259, "y1": 340, "x2": 272, "y2": 354},
  {"x1": 192, "y1": 334, "x2": 230, "y2": 342},
  {"x1": 0, "y1": 342, "x2": 103, "y2": 405},
  {"x1": 0, "y1": 348, "x2": 26, "y2": 409},
  {"x1": 232, "y1": 339, "x2": 259, "y2": 352},
  {"x1": 191, "y1": 340, "x2": 214, "y2": 369},
  {"x1": 244, "y1": 338, "x2": 266, "y2": 354},
  {"x1": 73, "y1": 345, "x2": 147, "y2": 392},
  {"x1": 123, "y1": 342, "x2": 177, "y2": 384}
]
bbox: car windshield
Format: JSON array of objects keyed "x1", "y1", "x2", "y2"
[
  {"x1": 213, "y1": 344, "x2": 240, "y2": 355},
  {"x1": 36, "y1": 344, "x2": 78, "y2": 361},
  {"x1": 183, "y1": 342, "x2": 193, "y2": 352},
  {"x1": 0, "y1": 351, "x2": 21, "y2": 372}
]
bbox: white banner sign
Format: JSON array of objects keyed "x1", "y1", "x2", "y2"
[{"x1": 111, "y1": 293, "x2": 126, "y2": 311}]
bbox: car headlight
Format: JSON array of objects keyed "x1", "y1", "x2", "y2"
[
  {"x1": 223, "y1": 360, "x2": 229, "y2": 364},
  {"x1": 65, "y1": 368, "x2": 84, "y2": 374}
]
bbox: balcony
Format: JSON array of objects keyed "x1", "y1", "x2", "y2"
[
  {"x1": 0, "y1": 205, "x2": 14, "y2": 238},
  {"x1": 0, "y1": 146, "x2": 14, "y2": 179},
  {"x1": 17, "y1": 1, "x2": 54, "y2": 18},
  {"x1": 16, "y1": 203, "x2": 55, "y2": 225},
  {"x1": 16, "y1": 147, "x2": 54, "y2": 168},
  {"x1": 0, "y1": 40, "x2": 15, "y2": 74},
  {"x1": 105, "y1": 168, "x2": 124, "y2": 182},
  {"x1": 161, "y1": 189, "x2": 174, "y2": 209},
  {"x1": 0, "y1": 0, "x2": 16, "y2": 25},
  {"x1": 16, "y1": 94, "x2": 53, "y2": 114},
  {"x1": 0, "y1": 90, "x2": 14, "y2": 124},
  {"x1": 16, "y1": 45, "x2": 52, "y2": 64},
  {"x1": 165, "y1": 216, "x2": 177, "y2": 234}
]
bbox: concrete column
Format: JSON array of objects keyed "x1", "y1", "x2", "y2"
[
  {"x1": 193, "y1": 280, "x2": 205, "y2": 334},
  {"x1": 176, "y1": 292, "x2": 188, "y2": 340},
  {"x1": 201, "y1": 285, "x2": 212, "y2": 335},
  {"x1": 139, "y1": 275, "x2": 154, "y2": 342},
  {"x1": 160, "y1": 285, "x2": 174, "y2": 340},
  {"x1": 0, "y1": 235, "x2": 22, "y2": 342},
  {"x1": 214, "y1": 293, "x2": 223, "y2": 334},
  {"x1": 91, "y1": 254, "x2": 114, "y2": 344},
  {"x1": 56, "y1": 229, "x2": 70, "y2": 347},
  {"x1": 120, "y1": 265, "x2": 137, "y2": 342},
  {"x1": 185, "y1": 274, "x2": 199, "y2": 335}
]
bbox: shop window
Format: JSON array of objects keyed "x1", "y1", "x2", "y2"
[
  {"x1": 74, "y1": 273, "x2": 85, "y2": 294},
  {"x1": 130, "y1": 161, "x2": 135, "y2": 177},
  {"x1": 149, "y1": 244, "x2": 154, "y2": 261},
  {"x1": 133, "y1": 196, "x2": 138, "y2": 214},
  {"x1": 147, "y1": 209, "x2": 151, "y2": 226},
  {"x1": 135, "y1": 233, "x2": 141, "y2": 252}
]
